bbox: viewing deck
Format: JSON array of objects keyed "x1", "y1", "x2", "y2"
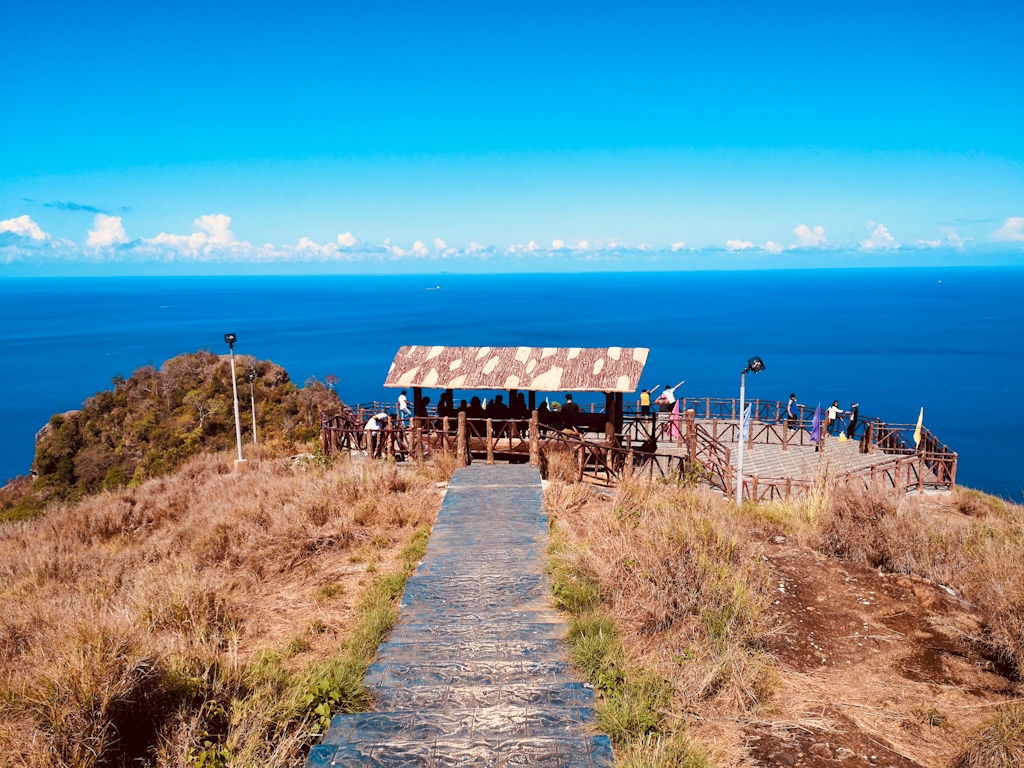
[{"x1": 323, "y1": 397, "x2": 957, "y2": 500}]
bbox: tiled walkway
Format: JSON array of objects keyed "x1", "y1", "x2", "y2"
[{"x1": 307, "y1": 463, "x2": 613, "y2": 767}]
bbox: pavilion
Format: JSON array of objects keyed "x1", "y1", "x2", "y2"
[{"x1": 383, "y1": 345, "x2": 649, "y2": 438}]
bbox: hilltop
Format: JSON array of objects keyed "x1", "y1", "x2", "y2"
[{"x1": 1, "y1": 351, "x2": 346, "y2": 520}]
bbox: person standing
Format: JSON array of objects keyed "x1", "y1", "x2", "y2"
[
  {"x1": 846, "y1": 402, "x2": 860, "y2": 439},
  {"x1": 826, "y1": 400, "x2": 841, "y2": 436},
  {"x1": 655, "y1": 380, "x2": 684, "y2": 413},
  {"x1": 397, "y1": 390, "x2": 411, "y2": 422},
  {"x1": 785, "y1": 394, "x2": 798, "y2": 430},
  {"x1": 640, "y1": 389, "x2": 651, "y2": 416}
]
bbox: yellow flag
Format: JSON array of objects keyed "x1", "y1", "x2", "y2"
[{"x1": 913, "y1": 407, "x2": 924, "y2": 447}]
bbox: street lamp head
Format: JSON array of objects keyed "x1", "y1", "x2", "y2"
[
  {"x1": 224, "y1": 333, "x2": 237, "y2": 346},
  {"x1": 745, "y1": 356, "x2": 766, "y2": 375},
  {"x1": 248, "y1": 373, "x2": 254, "y2": 383}
]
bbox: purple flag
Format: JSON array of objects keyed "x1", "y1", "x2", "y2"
[{"x1": 811, "y1": 403, "x2": 822, "y2": 443}]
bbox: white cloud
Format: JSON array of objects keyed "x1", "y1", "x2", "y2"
[
  {"x1": 86, "y1": 214, "x2": 128, "y2": 247},
  {"x1": 575, "y1": 240, "x2": 590, "y2": 251},
  {"x1": 147, "y1": 213, "x2": 239, "y2": 254},
  {"x1": 726, "y1": 239, "x2": 754, "y2": 251},
  {"x1": 763, "y1": 241, "x2": 784, "y2": 254},
  {"x1": 916, "y1": 238, "x2": 942, "y2": 248},
  {"x1": 337, "y1": 232, "x2": 357, "y2": 248},
  {"x1": 670, "y1": 241, "x2": 686, "y2": 252},
  {"x1": 945, "y1": 231, "x2": 969, "y2": 250},
  {"x1": 861, "y1": 222, "x2": 898, "y2": 250},
  {"x1": 792, "y1": 224, "x2": 827, "y2": 248},
  {"x1": 991, "y1": 216, "x2": 1024, "y2": 242},
  {"x1": 411, "y1": 240, "x2": 430, "y2": 257},
  {"x1": 0, "y1": 215, "x2": 48, "y2": 241},
  {"x1": 551, "y1": 239, "x2": 566, "y2": 250},
  {"x1": 433, "y1": 237, "x2": 447, "y2": 251}
]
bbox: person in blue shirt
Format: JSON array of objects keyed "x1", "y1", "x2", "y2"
[{"x1": 786, "y1": 394, "x2": 798, "y2": 430}]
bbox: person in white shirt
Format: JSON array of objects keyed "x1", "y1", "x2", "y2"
[
  {"x1": 365, "y1": 412, "x2": 389, "y2": 457},
  {"x1": 397, "y1": 391, "x2": 411, "y2": 422},
  {"x1": 826, "y1": 400, "x2": 841, "y2": 435},
  {"x1": 654, "y1": 380, "x2": 684, "y2": 413}
]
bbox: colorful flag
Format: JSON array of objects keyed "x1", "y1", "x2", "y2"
[
  {"x1": 811, "y1": 403, "x2": 822, "y2": 443},
  {"x1": 913, "y1": 407, "x2": 924, "y2": 447},
  {"x1": 739, "y1": 403, "x2": 751, "y2": 443}
]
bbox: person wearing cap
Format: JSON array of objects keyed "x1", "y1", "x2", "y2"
[{"x1": 846, "y1": 402, "x2": 860, "y2": 439}]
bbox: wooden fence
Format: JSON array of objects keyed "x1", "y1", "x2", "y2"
[{"x1": 324, "y1": 398, "x2": 957, "y2": 498}]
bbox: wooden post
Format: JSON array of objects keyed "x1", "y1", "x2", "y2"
[
  {"x1": 917, "y1": 454, "x2": 925, "y2": 492},
  {"x1": 442, "y1": 416, "x2": 450, "y2": 452},
  {"x1": 782, "y1": 423, "x2": 789, "y2": 452},
  {"x1": 413, "y1": 387, "x2": 422, "y2": 418},
  {"x1": 614, "y1": 392, "x2": 624, "y2": 436},
  {"x1": 409, "y1": 417, "x2": 418, "y2": 461},
  {"x1": 529, "y1": 411, "x2": 540, "y2": 465},
  {"x1": 456, "y1": 411, "x2": 468, "y2": 467},
  {"x1": 605, "y1": 391, "x2": 615, "y2": 441},
  {"x1": 785, "y1": 477, "x2": 792, "y2": 498},
  {"x1": 577, "y1": 442, "x2": 586, "y2": 482},
  {"x1": 747, "y1": 417, "x2": 754, "y2": 451},
  {"x1": 685, "y1": 409, "x2": 696, "y2": 461},
  {"x1": 528, "y1": 390, "x2": 536, "y2": 412},
  {"x1": 752, "y1": 475, "x2": 759, "y2": 501},
  {"x1": 486, "y1": 418, "x2": 495, "y2": 464}
]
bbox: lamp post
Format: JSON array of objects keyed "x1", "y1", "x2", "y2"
[
  {"x1": 224, "y1": 333, "x2": 245, "y2": 465},
  {"x1": 248, "y1": 373, "x2": 258, "y2": 445},
  {"x1": 736, "y1": 355, "x2": 765, "y2": 506}
]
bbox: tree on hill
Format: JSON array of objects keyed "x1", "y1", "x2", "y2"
[{"x1": 28, "y1": 351, "x2": 346, "y2": 503}]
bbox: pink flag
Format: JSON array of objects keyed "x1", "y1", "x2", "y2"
[{"x1": 667, "y1": 399, "x2": 681, "y2": 440}]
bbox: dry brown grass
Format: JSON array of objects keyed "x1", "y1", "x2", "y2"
[
  {"x1": 546, "y1": 477, "x2": 778, "y2": 766},
  {"x1": 953, "y1": 702, "x2": 1024, "y2": 768},
  {"x1": 809, "y1": 482, "x2": 1024, "y2": 678},
  {"x1": 0, "y1": 451, "x2": 448, "y2": 768}
]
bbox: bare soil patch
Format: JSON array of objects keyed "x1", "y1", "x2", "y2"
[{"x1": 748, "y1": 536, "x2": 1018, "y2": 767}]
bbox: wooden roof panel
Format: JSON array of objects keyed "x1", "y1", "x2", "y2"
[{"x1": 384, "y1": 346, "x2": 648, "y2": 393}]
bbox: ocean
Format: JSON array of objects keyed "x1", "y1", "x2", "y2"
[{"x1": 1, "y1": 268, "x2": 1022, "y2": 500}]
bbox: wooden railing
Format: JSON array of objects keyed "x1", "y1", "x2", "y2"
[{"x1": 324, "y1": 398, "x2": 957, "y2": 498}]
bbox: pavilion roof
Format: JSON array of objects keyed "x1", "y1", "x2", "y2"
[{"x1": 383, "y1": 346, "x2": 649, "y2": 393}]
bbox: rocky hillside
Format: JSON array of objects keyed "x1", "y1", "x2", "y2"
[{"x1": 4, "y1": 351, "x2": 345, "y2": 515}]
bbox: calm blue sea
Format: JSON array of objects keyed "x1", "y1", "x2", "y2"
[{"x1": 1, "y1": 269, "x2": 1022, "y2": 500}]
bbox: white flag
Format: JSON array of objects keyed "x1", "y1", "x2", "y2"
[{"x1": 740, "y1": 403, "x2": 751, "y2": 443}]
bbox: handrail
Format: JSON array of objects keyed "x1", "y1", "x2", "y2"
[{"x1": 322, "y1": 399, "x2": 957, "y2": 497}]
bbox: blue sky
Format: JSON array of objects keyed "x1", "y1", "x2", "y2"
[{"x1": 2, "y1": 0, "x2": 1022, "y2": 273}]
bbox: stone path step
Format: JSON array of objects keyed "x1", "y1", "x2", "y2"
[{"x1": 307, "y1": 463, "x2": 612, "y2": 767}]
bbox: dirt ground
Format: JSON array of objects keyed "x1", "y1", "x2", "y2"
[{"x1": 744, "y1": 535, "x2": 1018, "y2": 768}]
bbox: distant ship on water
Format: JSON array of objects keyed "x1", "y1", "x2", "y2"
[{"x1": 426, "y1": 285, "x2": 441, "y2": 290}]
